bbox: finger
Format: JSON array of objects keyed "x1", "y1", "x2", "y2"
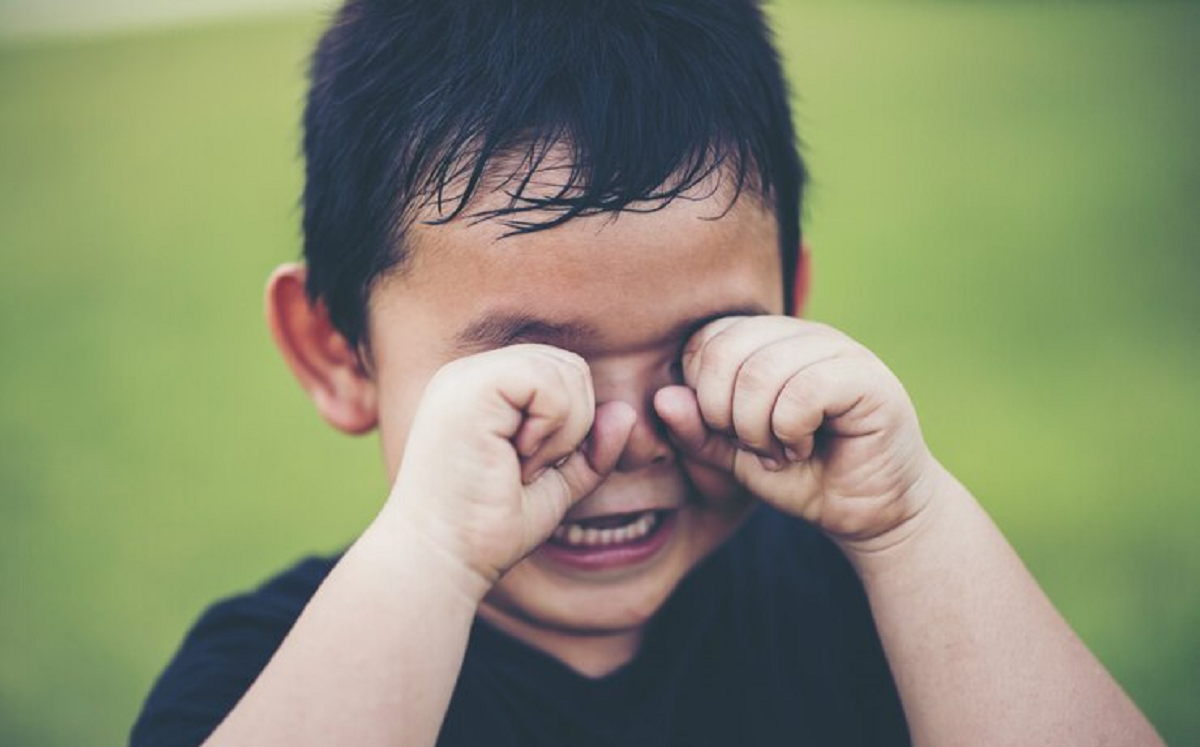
[
  {"x1": 771, "y1": 356, "x2": 884, "y2": 460},
  {"x1": 679, "y1": 315, "x2": 743, "y2": 379},
  {"x1": 522, "y1": 344, "x2": 596, "y2": 415},
  {"x1": 680, "y1": 317, "x2": 843, "y2": 388},
  {"x1": 582, "y1": 400, "x2": 639, "y2": 477},
  {"x1": 730, "y1": 333, "x2": 850, "y2": 459},
  {"x1": 512, "y1": 359, "x2": 573, "y2": 458},
  {"x1": 681, "y1": 316, "x2": 809, "y2": 436},
  {"x1": 653, "y1": 385, "x2": 739, "y2": 473},
  {"x1": 522, "y1": 401, "x2": 636, "y2": 526},
  {"x1": 518, "y1": 351, "x2": 596, "y2": 483},
  {"x1": 468, "y1": 345, "x2": 590, "y2": 445},
  {"x1": 656, "y1": 385, "x2": 800, "y2": 490},
  {"x1": 679, "y1": 317, "x2": 750, "y2": 433}
]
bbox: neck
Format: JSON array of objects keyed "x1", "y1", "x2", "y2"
[{"x1": 476, "y1": 601, "x2": 644, "y2": 678}]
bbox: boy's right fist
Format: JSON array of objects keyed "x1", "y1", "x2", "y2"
[{"x1": 380, "y1": 344, "x2": 636, "y2": 594}]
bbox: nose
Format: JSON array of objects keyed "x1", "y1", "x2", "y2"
[
  {"x1": 615, "y1": 404, "x2": 673, "y2": 471},
  {"x1": 595, "y1": 363, "x2": 677, "y2": 472}
]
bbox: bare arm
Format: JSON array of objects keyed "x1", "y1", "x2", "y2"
[
  {"x1": 203, "y1": 346, "x2": 634, "y2": 747},
  {"x1": 203, "y1": 519, "x2": 484, "y2": 747},
  {"x1": 660, "y1": 315, "x2": 1163, "y2": 747},
  {"x1": 849, "y1": 464, "x2": 1164, "y2": 747}
]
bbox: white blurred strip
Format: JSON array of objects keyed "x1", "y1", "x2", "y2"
[{"x1": 0, "y1": 0, "x2": 336, "y2": 38}]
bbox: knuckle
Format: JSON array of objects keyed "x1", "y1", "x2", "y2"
[
  {"x1": 553, "y1": 363, "x2": 593, "y2": 418},
  {"x1": 524, "y1": 351, "x2": 570, "y2": 385},
  {"x1": 804, "y1": 320, "x2": 843, "y2": 339},
  {"x1": 694, "y1": 316, "x2": 744, "y2": 344},
  {"x1": 685, "y1": 318, "x2": 741, "y2": 370},
  {"x1": 433, "y1": 353, "x2": 474, "y2": 381},
  {"x1": 734, "y1": 353, "x2": 778, "y2": 395},
  {"x1": 538, "y1": 374, "x2": 574, "y2": 415},
  {"x1": 734, "y1": 423, "x2": 771, "y2": 451},
  {"x1": 680, "y1": 337, "x2": 705, "y2": 372},
  {"x1": 527, "y1": 346, "x2": 591, "y2": 392},
  {"x1": 697, "y1": 396, "x2": 731, "y2": 431},
  {"x1": 531, "y1": 344, "x2": 589, "y2": 373},
  {"x1": 697, "y1": 337, "x2": 735, "y2": 379},
  {"x1": 556, "y1": 347, "x2": 589, "y2": 371},
  {"x1": 542, "y1": 398, "x2": 572, "y2": 428},
  {"x1": 561, "y1": 353, "x2": 593, "y2": 392},
  {"x1": 772, "y1": 375, "x2": 819, "y2": 435},
  {"x1": 426, "y1": 357, "x2": 482, "y2": 401}
]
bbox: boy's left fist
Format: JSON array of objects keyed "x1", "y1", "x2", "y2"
[{"x1": 655, "y1": 316, "x2": 942, "y2": 550}]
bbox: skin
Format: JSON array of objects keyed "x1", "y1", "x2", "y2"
[
  {"x1": 202, "y1": 173, "x2": 1165, "y2": 746},
  {"x1": 367, "y1": 182, "x2": 783, "y2": 672}
]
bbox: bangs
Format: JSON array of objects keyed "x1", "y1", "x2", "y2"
[{"x1": 303, "y1": 0, "x2": 804, "y2": 346}]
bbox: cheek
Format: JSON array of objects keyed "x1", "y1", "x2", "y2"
[
  {"x1": 685, "y1": 488, "x2": 757, "y2": 548},
  {"x1": 375, "y1": 370, "x2": 439, "y2": 480},
  {"x1": 686, "y1": 464, "x2": 749, "y2": 512}
]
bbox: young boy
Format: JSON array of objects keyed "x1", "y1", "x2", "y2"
[{"x1": 132, "y1": 1, "x2": 1162, "y2": 745}]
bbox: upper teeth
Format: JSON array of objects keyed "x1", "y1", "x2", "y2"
[{"x1": 552, "y1": 511, "x2": 659, "y2": 547}]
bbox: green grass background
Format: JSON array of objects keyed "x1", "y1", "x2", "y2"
[{"x1": 1, "y1": 1, "x2": 1196, "y2": 744}]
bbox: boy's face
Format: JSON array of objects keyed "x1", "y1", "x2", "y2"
[{"x1": 366, "y1": 177, "x2": 784, "y2": 648}]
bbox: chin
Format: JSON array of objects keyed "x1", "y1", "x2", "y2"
[{"x1": 497, "y1": 564, "x2": 685, "y2": 635}]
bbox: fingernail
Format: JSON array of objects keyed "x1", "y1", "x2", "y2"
[
  {"x1": 529, "y1": 467, "x2": 547, "y2": 484},
  {"x1": 784, "y1": 447, "x2": 800, "y2": 462},
  {"x1": 759, "y1": 455, "x2": 782, "y2": 472}
]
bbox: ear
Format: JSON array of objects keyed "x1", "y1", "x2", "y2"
[
  {"x1": 265, "y1": 263, "x2": 378, "y2": 435},
  {"x1": 790, "y1": 240, "x2": 812, "y2": 317}
]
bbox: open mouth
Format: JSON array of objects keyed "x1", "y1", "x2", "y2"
[
  {"x1": 539, "y1": 509, "x2": 677, "y2": 571},
  {"x1": 550, "y1": 510, "x2": 663, "y2": 547}
]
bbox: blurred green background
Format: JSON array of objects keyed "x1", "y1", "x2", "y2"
[{"x1": 1, "y1": 1, "x2": 1196, "y2": 745}]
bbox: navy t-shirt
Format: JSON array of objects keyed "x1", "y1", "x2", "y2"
[{"x1": 131, "y1": 506, "x2": 910, "y2": 746}]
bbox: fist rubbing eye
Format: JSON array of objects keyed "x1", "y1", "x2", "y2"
[{"x1": 658, "y1": 315, "x2": 933, "y2": 543}]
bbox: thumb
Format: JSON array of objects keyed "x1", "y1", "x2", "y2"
[{"x1": 522, "y1": 401, "x2": 637, "y2": 530}]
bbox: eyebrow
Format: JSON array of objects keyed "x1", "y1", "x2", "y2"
[{"x1": 451, "y1": 303, "x2": 771, "y2": 353}]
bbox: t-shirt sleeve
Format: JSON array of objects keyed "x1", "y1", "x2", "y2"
[
  {"x1": 743, "y1": 508, "x2": 911, "y2": 746},
  {"x1": 129, "y1": 556, "x2": 335, "y2": 747}
]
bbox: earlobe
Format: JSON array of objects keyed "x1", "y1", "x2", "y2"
[
  {"x1": 265, "y1": 263, "x2": 378, "y2": 435},
  {"x1": 790, "y1": 240, "x2": 812, "y2": 317}
]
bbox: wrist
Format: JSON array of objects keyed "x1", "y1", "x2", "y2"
[
  {"x1": 366, "y1": 501, "x2": 495, "y2": 606},
  {"x1": 833, "y1": 457, "x2": 965, "y2": 572}
]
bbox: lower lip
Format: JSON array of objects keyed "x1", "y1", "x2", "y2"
[{"x1": 537, "y1": 510, "x2": 678, "y2": 572}]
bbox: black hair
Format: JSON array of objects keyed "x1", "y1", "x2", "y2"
[{"x1": 303, "y1": 0, "x2": 806, "y2": 349}]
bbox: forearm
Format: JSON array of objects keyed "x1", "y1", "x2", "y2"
[
  {"x1": 847, "y1": 463, "x2": 1163, "y2": 747},
  {"x1": 203, "y1": 515, "x2": 485, "y2": 747}
]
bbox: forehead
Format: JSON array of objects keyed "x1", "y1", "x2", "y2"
[{"x1": 371, "y1": 170, "x2": 783, "y2": 353}]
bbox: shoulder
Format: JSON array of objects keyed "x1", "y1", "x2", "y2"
[{"x1": 129, "y1": 554, "x2": 338, "y2": 747}]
